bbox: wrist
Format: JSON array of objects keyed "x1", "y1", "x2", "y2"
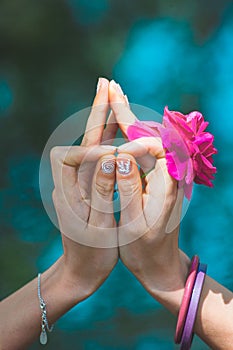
[
  {"x1": 138, "y1": 250, "x2": 190, "y2": 315},
  {"x1": 55, "y1": 255, "x2": 96, "y2": 304},
  {"x1": 42, "y1": 256, "x2": 84, "y2": 312}
]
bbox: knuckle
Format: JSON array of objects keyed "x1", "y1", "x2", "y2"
[
  {"x1": 50, "y1": 146, "x2": 63, "y2": 162},
  {"x1": 95, "y1": 180, "x2": 113, "y2": 197},
  {"x1": 118, "y1": 179, "x2": 140, "y2": 197}
]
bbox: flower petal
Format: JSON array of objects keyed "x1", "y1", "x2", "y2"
[
  {"x1": 127, "y1": 120, "x2": 158, "y2": 140},
  {"x1": 126, "y1": 106, "x2": 217, "y2": 199}
]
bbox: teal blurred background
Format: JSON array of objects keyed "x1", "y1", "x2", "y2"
[{"x1": 1, "y1": 1, "x2": 233, "y2": 349}]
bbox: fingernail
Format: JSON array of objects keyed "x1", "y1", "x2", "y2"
[
  {"x1": 124, "y1": 94, "x2": 129, "y2": 106},
  {"x1": 117, "y1": 159, "x2": 131, "y2": 175},
  {"x1": 117, "y1": 83, "x2": 124, "y2": 95},
  {"x1": 111, "y1": 80, "x2": 124, "y2": 96},
  {"x1": 101, "y1": 159, "x2": 115, "y2": 174},
  {"x1": 96, "y1": 77, "x2": 105, "y2": 93},
  {"x1": 96, "y1": 78, "x2": 108, "y2": 93}
]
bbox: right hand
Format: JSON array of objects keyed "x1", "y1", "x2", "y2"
[{"x1": 109, "y1": 81, "x2": 190, "y2": 313}]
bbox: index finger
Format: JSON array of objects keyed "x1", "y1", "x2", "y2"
[
  {"x1": 50, "y1": 145, "x2": 116, "y2": 189},
  {"x1": 118, "y1": 137, "x2": 165, "y2": 160},
  {"x1": 109, "y1": 80, "x2": 137, "y2": 136},
  {"x1": 81, "y1": 77, "x2": 110, "y2": 147}
]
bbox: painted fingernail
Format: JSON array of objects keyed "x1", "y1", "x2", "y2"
[
  {"x1": 96, "y1": 77, "x2": 103, "y2": 93},
  {"x1": 111, "y1": 80, "x2": 124, "y2": 95},
  {"x1": 117, "y1": 159, "x2": 131, "y2": 175},
  {"x1": 101, "y1": 159, "x2": 115, "y2": 174},
  {"x1": 117, "y1": 83, "x2": 124, "y2": 95},
  {"x1": 124, "y1": 94, "x2": 129, "y2": 106}
]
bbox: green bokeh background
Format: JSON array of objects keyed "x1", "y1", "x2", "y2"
[{"x1": 1, "y1": 1, "x2": 233, "y2": 349}]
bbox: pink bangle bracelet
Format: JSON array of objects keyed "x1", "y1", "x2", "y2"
[
  {"x1": 180, "y1": 263, "x2": 207, "y2": 350},
  {"x1": 174, "y1": 255, "x2": 199, "y2": 344}
]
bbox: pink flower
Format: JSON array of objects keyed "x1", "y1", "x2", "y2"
[{"x1": 127, "y1": 106, "x2": 217, "y2": 200}]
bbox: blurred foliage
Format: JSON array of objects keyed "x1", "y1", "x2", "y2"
[{"x1": 1, "y1": 0, "x2": 233, "y2": 349}]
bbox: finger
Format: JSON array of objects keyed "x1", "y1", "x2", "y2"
[
  {"x1": 135, "y1": 154, "x2": 156, "y2": 177},
  {"x1": 116, "y1": 153, "x2": 147, "y2": 245},
  {"x1": 51, "y1": 146, "x2": 116, "y2": 239},
  {"x1": 118, "y1": 137, "x2": 173, "y2": 201},
  {"x1": 143, "y1": 158, "x2": 178, "y2": 232},
  {"x1": 118, "y1": 137, "x2": 165, "y2": 160},
  {"x1": 88, "y1": 155, "x2": 116, "y2": 228},
  {"x1": 69, "y1": 145, "x2": 116, "y2": 207},
  {"x1": 82, "y1": 77, "x2": 109, "y2": 146},
  {"x1": 165, "y1": 187, "x2": 184, "y2": 233},
  {"x1": 109, "y1": 80, "x2": 137, "y2": 136},
  {"x1": 101, "y1": 111, "x2": 119, "y2": 144},
  {"x1": 51, "y1": 147, "x2": 91, "y2": 238},
  {"x1": 118, "y1": 137, "x2": 164, "y2": 179},
  {"x1": 50, "y1": 145, "x2": 116, "y2": 189},
  {"x1": 118, "y1": 138, "x2": 177, "y2": 233}
]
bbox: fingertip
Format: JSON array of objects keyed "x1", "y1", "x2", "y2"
[
  {"x1": 116, "y1": 153, "x2": 138, "y2": 178},
  {"x1": 124, "y1": 94, "x2": 129, "y2": 106},
  {"x1": 96, "y1": 77, "x2": 109, "y2": 94},
  {"x1": 100, "y1": 156, "x2": 116, "y2": 177},
  {"x1": 109, "y1": 80, "x2": 125, "y2": 103},
  {"x1": 93, "y1": 77, "x2": 109, "y2": 106}
]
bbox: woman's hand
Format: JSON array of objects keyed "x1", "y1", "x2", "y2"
[
  {"x1": 109, "y1": 82, "x2": 233, "y2": 350},
  {"x1": 116, "y1": 140, "x2": 189, "y2": 313},
  {"x1": 0, "y1": 78, "x2": 121, "y2": 350},
  {"x1": 108, "y1": 82, "x2": 190, "y2": 313},
  {"x1": 50, "y1": 78, "x2": 119, "y2": 303}
]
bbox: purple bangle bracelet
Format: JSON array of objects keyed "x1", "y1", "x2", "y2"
[
  {"x1": 175, "y1": 255, "x2": 199, "y2": 344},
  {"x1": 180, "y1": 263, "x2": 207, "y2": 350}
]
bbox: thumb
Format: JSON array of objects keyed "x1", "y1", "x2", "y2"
[{"x1": 116, "y1": 153, "x2": 147, "y2": 245}]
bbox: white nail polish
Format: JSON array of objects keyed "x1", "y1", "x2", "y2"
[
  {"x1": 101, "y1": 159, "x2": 115, "y2": 174},
  {"x1": 117, "y1": 83, "x2": 124, "y2": 96},
  {"x1": 96, "y1": 78, "x2": 102, "y2": 93},
  {"x1": 124, "y1": 94, "x2": 129, "y2": 106},
  {"x1": 117, "y1": 159, "x2": 131, "y2": 175},
  {"x1": 111, "y1": 80, "x2": 124, "y2": 95}
]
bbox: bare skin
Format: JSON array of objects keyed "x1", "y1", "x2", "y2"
[
  {"x1": 0, "y1": 78, "x2": 119, "y2": 350},
  {"x1": 1, "y1": 78, "x2": 233, "y2": 350},
  {"x1": 109, "y1": 80, "x2": 233, "y2": 350}
]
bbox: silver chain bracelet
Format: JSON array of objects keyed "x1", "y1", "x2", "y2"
[{"x1": 38, "y1": 273, "x2": 54, "y2": 345}]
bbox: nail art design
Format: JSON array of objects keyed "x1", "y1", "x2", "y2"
[
  {"x1": 101, "y1": 159, "x2": 115, "y2": 174},
  {"x1": 117, "y1": 159, "x2": 131, "y2": 174}
]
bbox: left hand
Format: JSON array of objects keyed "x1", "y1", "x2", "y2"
[{"x1": 50, "y1": 78, "x2": 119, "y2": 303}]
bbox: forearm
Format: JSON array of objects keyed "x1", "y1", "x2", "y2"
[
  {"x1": 0, "y1": 256, "x2": 81, "y2": 350},
  {"x1": 148, "y1": 251, "x2": 233, "y2": 350}
]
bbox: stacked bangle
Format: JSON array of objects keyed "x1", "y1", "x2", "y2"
[
  {"x1": 174, "y1": 257, "x2": 207, "y2": 350},
  {"x1": 180, "y1": 263, "x2": 207, "y2": 349},
  {"x1": 174, "y1": 255, "x2": 199, "y2": 343}
]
